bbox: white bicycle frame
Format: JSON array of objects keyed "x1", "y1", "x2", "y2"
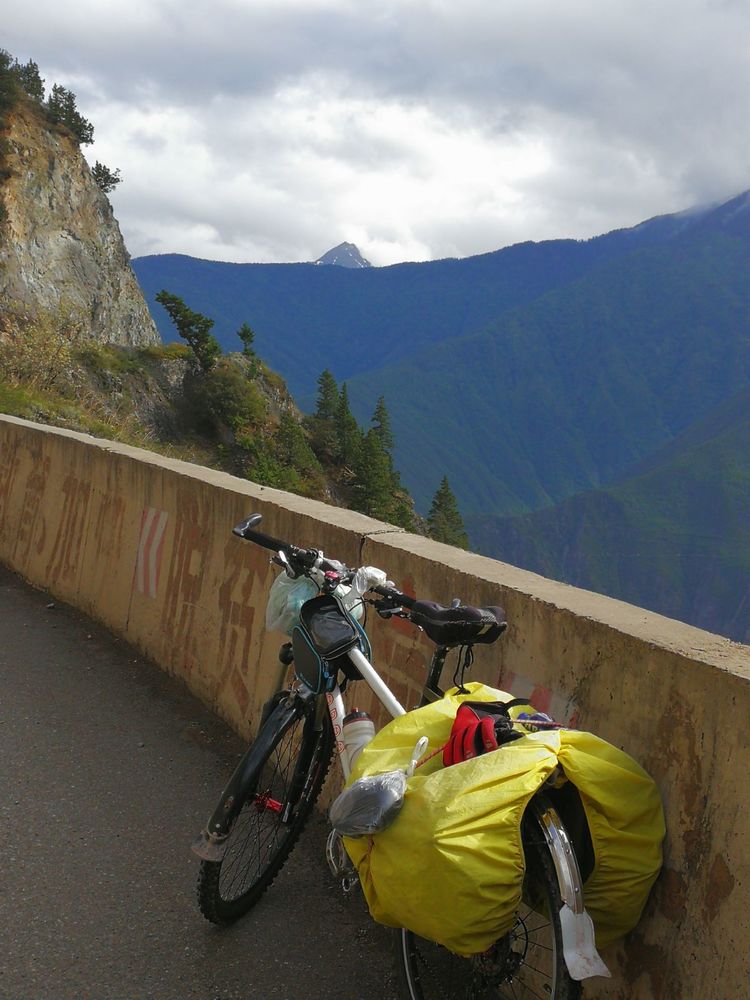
[{"x1": 325, "y1": 646, "x2": 406, "y2": 779}]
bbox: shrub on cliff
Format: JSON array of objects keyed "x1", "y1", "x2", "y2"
[
  {"x1": 45, "y1": 84, "x2": 94, "y2": 144},
  {"x1": 155, "y1": 290, "x2": 221, "y2": 373},
  {"x1": 189, "y1": 360, "x2": 265, "y2": 434},
  {"x1": 0, "y1": 303, "x2": 84, "y2": 391},
  {"x1": 92, "y1": 161, "x2": 122, "y2": 194}
]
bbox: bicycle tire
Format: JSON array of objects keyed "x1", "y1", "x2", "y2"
[
  {"x1": 197, "y1": 700, "x2": 334, "y2": 924},
  {"x1": 396, "y1": 806, "x2": 581, "y2": 1000}
]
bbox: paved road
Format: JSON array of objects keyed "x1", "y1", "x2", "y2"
[{"x1": 0, "y1": 565, "x2": 399, "y2": 1000}]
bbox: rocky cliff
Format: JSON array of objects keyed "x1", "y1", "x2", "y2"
[{"x1": 0, "y1": 100, "x2": 158, "y2": 346}]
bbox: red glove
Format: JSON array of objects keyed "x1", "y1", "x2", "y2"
[{"x1": 443, "y1": 703, "x2": 499, "y2": 766}]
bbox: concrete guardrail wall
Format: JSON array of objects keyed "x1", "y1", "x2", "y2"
[{"x1": 2, "y1": 413, "x2": 749, "y2": 999}]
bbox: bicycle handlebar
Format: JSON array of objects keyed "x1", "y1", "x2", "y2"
[
  {"x1": 233, "y1": 514, "x2": 320, "y2": 571},
  {"x1": 233, "y1": 512, "x2": 365, "y2": 581},
  {"x1": 372, "y1": 583, "x2": 416, "y2": 610},
  {"x1": 232, "y1": 514, "x2": 506, "y2": 647},
  {"x1": 232, "y1": 515, "x2": 414, "y2": 603},
  {"x1": 233, "y1": 515, "x2": 288, "y2": 552}
]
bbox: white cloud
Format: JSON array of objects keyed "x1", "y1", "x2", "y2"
[{"x1": 5, "y1": 0, "x2": 750, "y2": 264}]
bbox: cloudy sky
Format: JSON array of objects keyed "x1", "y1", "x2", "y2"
[{"x1": 5, "y1": 0, "x2": 750, "y2": 265}]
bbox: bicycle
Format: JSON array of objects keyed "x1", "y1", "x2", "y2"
[{"x1": 192, "y1": 513, "x2": 609, "y2": 999}]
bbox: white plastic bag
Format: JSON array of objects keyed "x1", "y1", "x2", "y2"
[
  {"x1": 352, "y1": 566, "x2": 389, "y2": 596},
  {"x1": 265, "y1": 572, "x2": 318, "y2": 635},
  {"x1": 335, "y1": 582, "x2": 365, "y2": 622}
]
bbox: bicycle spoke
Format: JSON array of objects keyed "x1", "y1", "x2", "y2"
[{"x1": 517, "y1": 958, "x2": 552, "y2": 980}]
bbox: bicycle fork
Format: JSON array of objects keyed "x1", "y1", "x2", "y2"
[{"x1": 191, "y1": 686, "x2": 318, "y2": 862}]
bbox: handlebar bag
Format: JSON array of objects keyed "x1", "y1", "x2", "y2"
[{"x1": 292, "y1": 594, "x2": 361, "y2": 693}]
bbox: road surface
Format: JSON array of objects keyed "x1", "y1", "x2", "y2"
[{"x1": 0, "y1": 564, "x2": 399, "y2": 1000}]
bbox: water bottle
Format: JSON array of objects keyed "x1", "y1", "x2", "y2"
[{"x1": 342, "y1": 709, "x2": 375, "y2": 771}]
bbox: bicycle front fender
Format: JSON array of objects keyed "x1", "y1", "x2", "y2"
[{"x1": 191, "y1": 688, "x2": 313, "y2": 862}]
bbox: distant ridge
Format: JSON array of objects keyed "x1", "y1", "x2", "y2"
[
  {"x1": 314, "y1": 242, "x2": 372, "y2": 268},
  {"x1": 133, "y1": 187, "x2": 750, "y2": 516}
]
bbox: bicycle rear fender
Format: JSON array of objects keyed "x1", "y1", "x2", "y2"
[
  {"x1": 530, "y1": 797, "x2": 611, "y2": 981},
  {"x1": 191, "y1": 688, "x2": 315, "y2": 862}
]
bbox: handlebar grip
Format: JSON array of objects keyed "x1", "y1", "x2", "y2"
[
  {"x1": 232, "y1": 514, "x2": 289, "y2": 553},
  {"x1": 373, "y1": 584, "x2": 416, "y2": 609}
]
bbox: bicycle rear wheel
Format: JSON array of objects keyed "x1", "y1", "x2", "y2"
[
  {"x1": 397, "y1": 808, "x2": 581, "y2": 999},
  {"x1": 197, "y1": 700, "x2": 334, "y2": 924}
]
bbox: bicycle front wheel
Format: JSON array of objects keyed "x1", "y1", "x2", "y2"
[
  {"x1": 397, "y1": 808, "x2": 581, "y2": 1000},
  {"x1": 197, "y1": 700, "x2": 334, "y2": 924}
]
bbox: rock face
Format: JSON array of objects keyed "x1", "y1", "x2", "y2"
[{"x1": 0, "y1": 101, "x2": 159, "y2": 346}]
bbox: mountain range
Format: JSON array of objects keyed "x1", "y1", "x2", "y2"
[{"x1": 133, "y1": 191, "x2": 750, "y2": 517}]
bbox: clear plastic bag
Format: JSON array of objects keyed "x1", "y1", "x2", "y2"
[
  {"x1": 335, "y1": 582, "x2": 365, "y2": 622},
  {"x1": 265, "y1": 572, "x2": 318, "y2": 635},
  {"x1": 328, "y1": 770, "x2": 408, "y2": 838}
]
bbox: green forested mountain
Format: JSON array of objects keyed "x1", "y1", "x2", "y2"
[
  {"x1": 132, "y1": 201, "x2": 729, "y2": 397},
  {"x1": 347, "y1": 200, "x2": 750, "y2": 513},
  {"x1": 134, "y1": 239, "x2": 638, "y2": 395},
  {"x1": 467, "y1": 386, "x2": 750, "y2": 643},
  {"x1": 133, "y1": 192, "x2": 750, "y2": 517}
]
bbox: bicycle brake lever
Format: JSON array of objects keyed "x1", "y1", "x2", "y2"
[
  {"x1": 376, "y1": 606, "x2": 411, "y2": 620},
  {"x1": 271, "y1": 551, "x2": 297, "y2": 578}
]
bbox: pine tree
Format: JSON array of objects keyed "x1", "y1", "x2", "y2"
[
  {"x1": 305, "y1": 369, "x2": 339, "y2": 462},
  {"x1": 351, "y1": 419, "x2": 416, "y2": 530},
  {"x1": 14, "y1": 59, "x2": 44, "y2": 102},
  {"x1": 236, "y1": 322, "x2": 259, "y2": 376},
  {"x1": 237, "y1": 322, "x2": 255, "y2": 356},
  {"x1": 353, "y1": 429, "x2": 394, "y2": 520},
  {"x1": 427, "y1": 477, "x2": 469, "y2": 549},
  {"x1": 155, "y1": 290, "x2": 221, "y2": 373},
  {"x1": 315, "y1": 369, "x2": 339, "y2": 421},
  {"x1": 336, "y1": 383, "x2": 362, "y2": 468},
  {"x1": 371, "y1": 396, "x2": 394, "y2": 455},
  {"x1": 91, "y1": 161, "x2": 122, "y2": 194},
  {"x1": 46, "y1": 84, "x2": 94, "y2": 144},
  {"x1": 0, "y1": 49, "x2": 19, "y2": 113}
]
